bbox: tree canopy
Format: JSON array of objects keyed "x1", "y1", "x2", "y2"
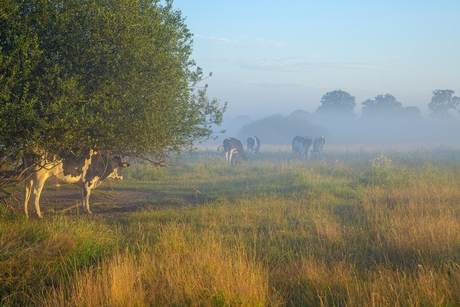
[
  {"x1": 315, "y1": 90, "x2": 356, "y2": 119},
  {"x1": 359, "y1": 94, "x2": 422, "y2": 122},
  {"x1": 361, "y1": 94, "x2": 402, "y2": 117},
  {"x1": 428, "y1": 89, "x2": 459, "y2": 119},
  {"x1": 0, "y1": 0, "x2": 226, "y2": 171},
  {"x1": 237, "y1": 114, "x2": 326, "y2": 145}
]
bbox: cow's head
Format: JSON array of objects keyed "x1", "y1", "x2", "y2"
[{"x1": 106, "y1": 156, "x2": 130, "y2": 180}]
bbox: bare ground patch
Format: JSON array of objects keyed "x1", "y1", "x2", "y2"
[{"x1": 4, "y1": 187, "x2": 206, "y2": 219}]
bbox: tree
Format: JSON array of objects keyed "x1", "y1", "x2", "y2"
[
  {"x1": 315, "y1": 90, "x2": 356, "y2": 119},
  {"x1": 289, "y1": 109, "x2": 310, "y2": 120},
  {"x1": 428, "y1": 89, "x2": 459, "y2": 119},
  {"x1": 361, "y1": 94, "x2": 402, "y2": 119},
  {"x1": 0, "y1": 0, "x2": 226, "y2": 173},
  {"x1": 398, "y1": 106, "x2": 422, "y2": 120},
  {"x1": 237, "y1": 114, "x2": 326, "y2": 145}
]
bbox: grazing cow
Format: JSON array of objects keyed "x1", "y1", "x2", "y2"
[
  {"x1": 22, "y1": 149, "x2": 130, "y2": 218},
  {"x1": 246, "y1": 136, "x2": 261, "y2": 155},
  {"x1": 312, "y1": 136, "x2": 326, "y2": 156},
  {"x1": 292, "y1": 135, "x2": 313, "y2": 160},
  {"x1": 223, "y1": 137, "x2": 247, "y2": 165}
]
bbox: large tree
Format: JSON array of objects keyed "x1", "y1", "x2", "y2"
[
  {"x1": 360, "y1": 94, "x2": 422, "y2": 123},
  {"x1": 361, "y1": 94, "x2": 402, "y2": 119},
  {"x1": 0, "y1": 0, "x2": 226, "y2": 173},
  {"x1": 428, "y1": 89, "x2": 459, "y2": 119},
  {"x1": 315, "y1": 90, "x2": 356, "y2": 119}
]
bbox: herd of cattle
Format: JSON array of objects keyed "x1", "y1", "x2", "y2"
[
  {"x1": 14, "y1": 135, "x2": 325, "y2": 218},
  {"x1": 219, "y1": 135, "x2": 326, "y2": 165}
]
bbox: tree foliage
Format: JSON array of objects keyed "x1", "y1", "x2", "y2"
[
  {"x1": 315, "y1": 90, "x2": 356, "y2": 119},
  {"x1": 428, "y1": 89, "x2": 459, "y2": 119},
  {"x1": 359, "y1": 93, "x2": 422, "y2": 122},
  {"x1": 237, "y1": 114, "x2": 326, "y2": 145},
  {"x1": 0, "y1": 0, "x2": 226, "y2": 170},
  {"x1": 361, "y1": 94, "x2": 402, "y2": 118},
  {"x1": 398, "y1": 106, "x2": 421, "y2": 120}
]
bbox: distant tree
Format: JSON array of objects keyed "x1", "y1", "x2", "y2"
[
  {"x1": 398, "y1": 106, "x2": 422, "y2": 120},
  {"x1": 315, "y1": 90, "x2": 356, "y2": 119},
  {"x1": 237, "y1": 114, "x2": 326, "y2": 145},
  {"x1": 361, "y1": 94, "x2": 402, "y2": 119},
  {"x1": 428, "y1": 89, "x2": 460, "y2": 119},
  {"x1": 289, "y1": 109, "x2": 310, "y2": 119}
]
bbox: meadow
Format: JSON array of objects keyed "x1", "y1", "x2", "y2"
[{"x1": 1, "y1": 143, "x2": 460, "y2": 306}]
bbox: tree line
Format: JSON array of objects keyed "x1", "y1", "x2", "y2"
[
  {"x1": 238, "y1": 89, "x2": 460, "y2": 145},
  {"x1": 316, "y1": 89, "x2": 460, "y2": 121}
]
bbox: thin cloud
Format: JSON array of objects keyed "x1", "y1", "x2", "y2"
[
  {"x1": 379, "y1": 55, "x2": 401, "y2": 61},
  {"x1": 194, "y1": 54, "x2": 419, "y2": 74},
  {"x1": 195, "y1": 34, "x2": 286, "y2": 48},
  {"x1": 240, "y1": 57, "x2": 381, "y2": 72},
  {"x1": 252, "y1": 82, "x2": 304, "y2": 88}
]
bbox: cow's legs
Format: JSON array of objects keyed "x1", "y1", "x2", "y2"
[
  {"x1": 305, "y1": 147, "x2": 311, "y2": 161},
  {"x1": 229, "y1": 150, "x2": 234, "y2": 165},
  {"x1": 81, "y1": 184, "x2": 93, "y2": 214},
  {"x1": 31, "y1": 181, "x2": 46, "y2": 218},
  {"x1": 23, "y1": 178, "x2": 34, "y2": 218}
]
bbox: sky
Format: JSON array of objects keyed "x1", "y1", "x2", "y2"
[{"x1": 170, "y1": 0, "x2": 460, "y2": 120}]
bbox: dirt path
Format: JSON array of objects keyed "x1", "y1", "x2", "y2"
[{"x1": 8, "y1": 188, "x2": 202, "y2": 219}]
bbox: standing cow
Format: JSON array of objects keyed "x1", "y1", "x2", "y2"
[
  {"x1": 222, "y1": 137, "x2": 247, "y2": 165},
  {"x1": 312, "y1": 136, "x2": 326, "y2": 156},
  {"x1": 292, "y1": 135, "x2": 313, "y2": 161},
  {"x1": 22, "y1": 149, "x2": 130, "y2": 218},
  {"x1": 246, "y1": 136, "x2": 261, "y2": 155}
]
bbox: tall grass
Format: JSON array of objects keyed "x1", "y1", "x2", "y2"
[
  {"x1": 1, "y1": 144, "x2": 460, "y2": 306},
  {"x1": 0, "y1": 217, "x2": 118, "y2": 306}
]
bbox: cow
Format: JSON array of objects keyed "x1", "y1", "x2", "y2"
[
  {"x1": 22, "y1": 149, "x2": 130, "y2": 218},
  {"x1": 246, "y1": 136, "x2": 261, "y2": 155},
  {"x1": 312, "y1": 136, "x2": 326, "y2": 156},
  {"x1": 223, "y1": 137, "x2": 247, "y2": 165},
  {"x1": 292, "y1": 135, "x2": 313, "y2": 160}
]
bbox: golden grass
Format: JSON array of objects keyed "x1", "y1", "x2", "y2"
[
  {"x1": 40, "y1": 223, "x2": 270, "y2": 306},
  {"x1": 2, "y1": 144, "x2": 460, "y2": 306}
]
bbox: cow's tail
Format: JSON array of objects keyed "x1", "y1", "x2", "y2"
[{"x1": 217, "y1": 145, "x2": 224, "y2": 152}]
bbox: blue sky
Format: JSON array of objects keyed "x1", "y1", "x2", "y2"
[{"x1": 171, "y1": 0, "x2": 460, "y2": 120}]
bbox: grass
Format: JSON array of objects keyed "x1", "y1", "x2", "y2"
[{"x1": 1, "y1": 144, "x2": 460, "y2": 306}]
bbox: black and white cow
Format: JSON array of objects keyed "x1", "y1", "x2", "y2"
[
  {"x1": 223, "y1": 137, "x2": 247, "y2": 165},
  {"x1": 22, "y1": 149, "x2": 130, "y2": 218},
  {"x1": 312, "y1": 136, "x2": 326, "y2": 156},
  {"x1": 292, "y1": 135, "x2": 313, "y2": 160},
  {"x1": 246, "y1": 136, "x2": 261, "y2": 155}
]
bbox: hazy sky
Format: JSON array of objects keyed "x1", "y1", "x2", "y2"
[{"x1": 171, "y1": 0, "x2": 460, "y2": 120}]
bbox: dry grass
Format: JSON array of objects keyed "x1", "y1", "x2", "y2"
[
  {"x1": 40, "y1": 223, "x2": 270, "y2": 306},
  {"x1": 2, "y1": 144, "x2": 460, "y2": 306}
]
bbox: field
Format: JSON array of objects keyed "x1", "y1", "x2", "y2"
[{"x1": 1, "y1": 143, "x2": 460, "y2": 306}]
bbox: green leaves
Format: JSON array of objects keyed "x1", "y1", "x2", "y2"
[{"x1": 0, "y1": 0, "x2": 226, "y2": 168}]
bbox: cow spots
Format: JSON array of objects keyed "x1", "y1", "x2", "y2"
[
  {"x1": 246, "y1": 136, "x2": 261, "y2": 155},
  {"x1": 223, "y1": 137, "x2": 247, "y2": 165},
  {"x1": 312, "y1": 136, "x2": 326, "y2": 157},
  {"x1": 292, "y1": 135, "x2": 313, "y2": 160},
  {"x1": 22, "y1": 150, "x2": 130, "y2": 218}
]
